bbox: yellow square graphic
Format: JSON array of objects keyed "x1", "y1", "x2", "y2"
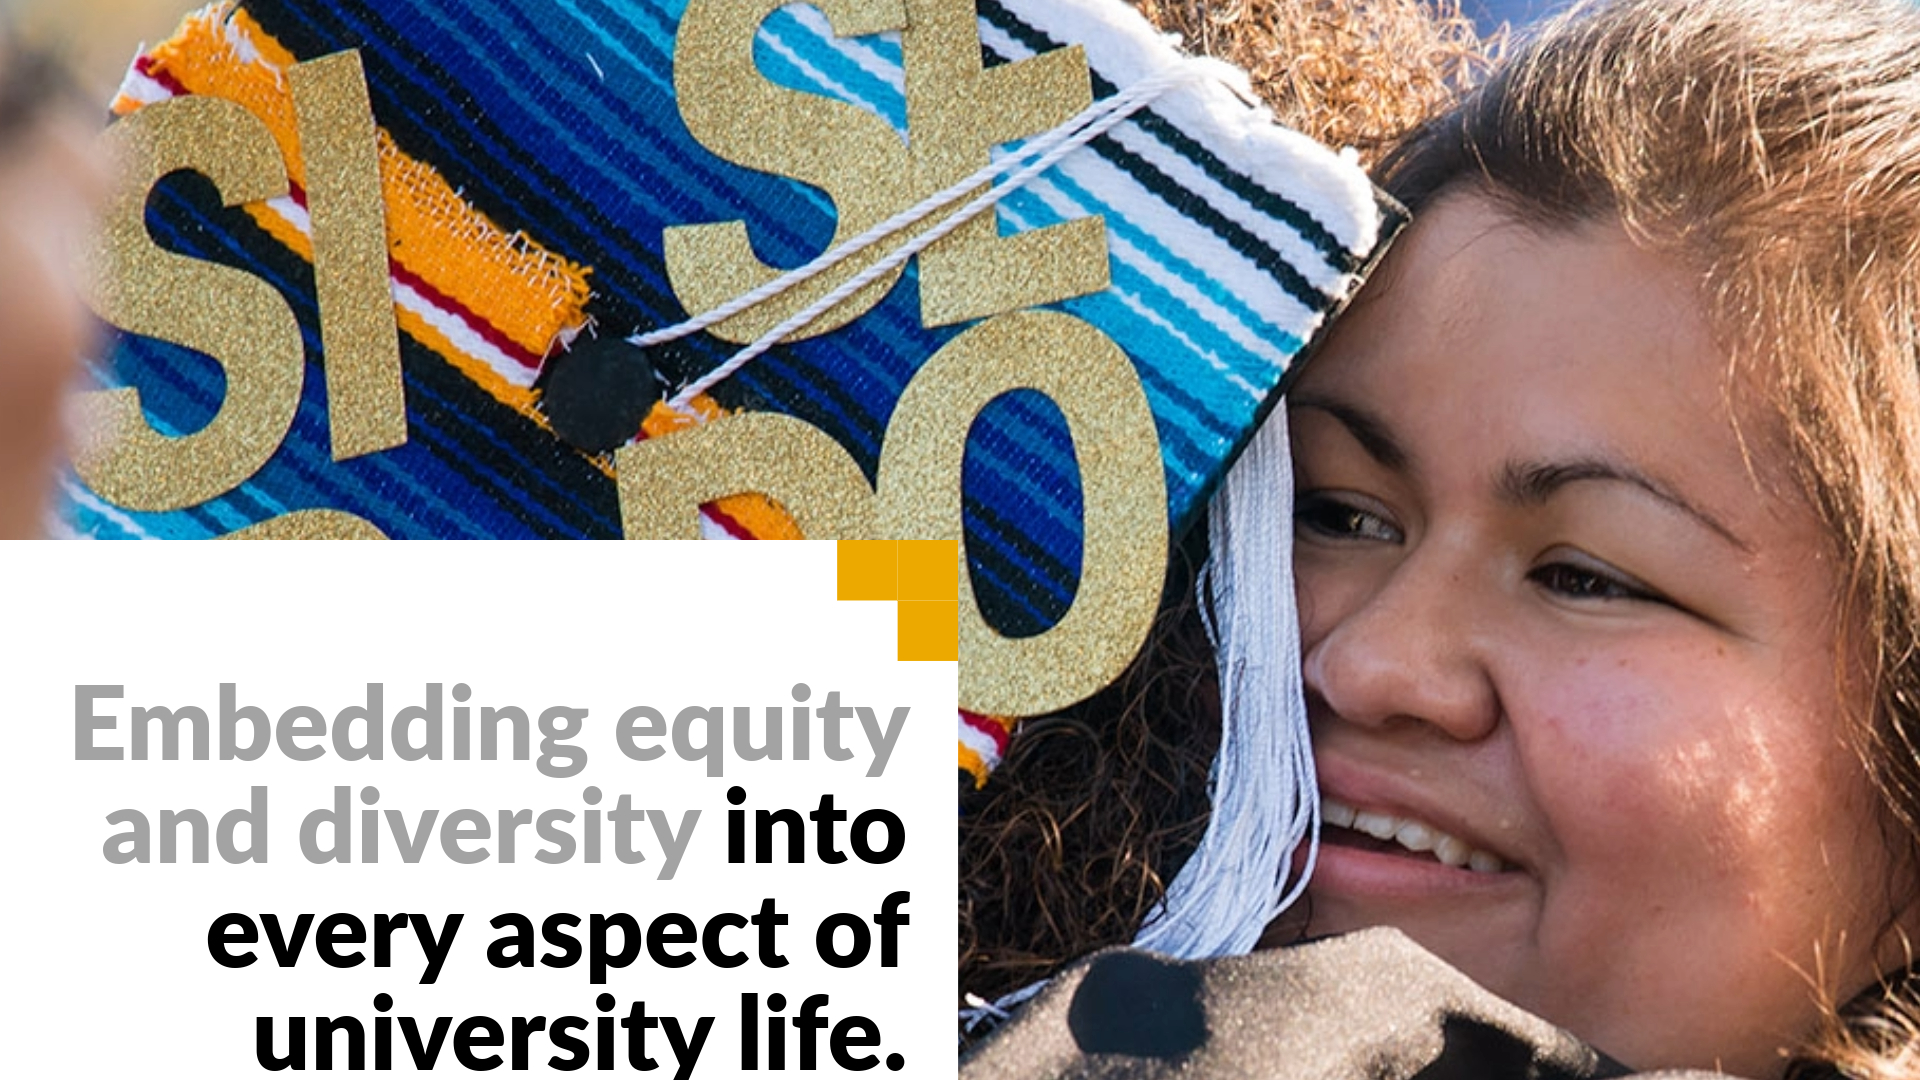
[
  {"x1": 837, "y1": 539, "x2": 897, "y2": 601},
  {"x1": 898, "y1": 538, "x2": 958, "y2": 601},
  {"x1": 898, "y1": 600, "x2": 959, "y2": 661}
]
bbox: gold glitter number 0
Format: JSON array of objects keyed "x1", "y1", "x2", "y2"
[
  {"x1": 616, "y1": 310, "x2": 1167, "y2": 717},
  {"x1": 881, "y1": 311, "x2": 1166, "y2": 714}
]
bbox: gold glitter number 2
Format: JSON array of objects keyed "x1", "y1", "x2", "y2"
[{"x1": 76, "y1": 50, "x2": 404, "y2": 513}]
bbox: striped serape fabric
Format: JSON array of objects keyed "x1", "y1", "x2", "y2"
[{"x1": 65, "y1": 0, "x2": 1400, "y2": 782}]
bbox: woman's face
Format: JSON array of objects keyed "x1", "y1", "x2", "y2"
[{"x1": 1286, "y1": 191, "x2": 1910, "y2": 1076}]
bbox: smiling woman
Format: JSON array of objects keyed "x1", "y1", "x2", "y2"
[
  {"x1": 1283, "y1": 192, "x2": 1909, "y2": 1078},
  {"x1": 1324, "y1": 2, "x2": 1920, "y2": 1069},
  {"x1": 962, "y1": 0, "x2": 1920, "y2": 1077}
]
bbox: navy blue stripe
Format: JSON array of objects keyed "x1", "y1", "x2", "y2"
[{"x1": 976, "y1": 0, "x2": 1362, "y2": 271}]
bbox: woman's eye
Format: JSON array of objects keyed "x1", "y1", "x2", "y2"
[
  {"x1": 1294, "y1": 493, "x2": 1403, "y2": 543},
  {"x1": 1528, "y1": 561, "x2": 1662, "y2": 603}
]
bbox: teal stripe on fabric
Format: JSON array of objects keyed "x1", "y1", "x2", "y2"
[{"x1": 999, "y1": 176, "x2": 1306, "y2": 364}]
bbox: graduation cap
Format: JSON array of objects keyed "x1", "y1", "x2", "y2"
[{"x1": 72, "y1": 0, "x2": 1401, "y2": 961}]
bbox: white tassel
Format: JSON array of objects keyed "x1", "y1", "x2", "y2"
[
  {"x1": 962, "y1": 412, "x2": 1319, "y2": 1037},
  {"x1": 1131, "y1": 408, "x2": 1319, "y2": 957}
]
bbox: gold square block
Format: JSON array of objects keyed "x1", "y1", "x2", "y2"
[
  {"x1": 837, "y1": 539, "x2": 897, "y2": 601},
  {"x1": 897, "y1": 538, "x2": 958, "y2": 601},
  {"x1": 897, "y1": 599, "x2": 959, "y2": 661}
]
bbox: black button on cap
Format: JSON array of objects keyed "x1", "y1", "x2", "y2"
[
  {"x1": 542, "y1": 334, "x2": 663, "y2": 452},
  {"x1": 1068, "y1": 951, "x2": 1206, "y2": 1060}
]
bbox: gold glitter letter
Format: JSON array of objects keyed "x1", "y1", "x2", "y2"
[
  {"x1": 290, "y1": 51, "x2": 408, "y2": 462},
  {"x1": 76, "y1": 96, "x2": 304, "y2": 512},
  {"x1": 616, "y1": 412, "x2": 877, "y2": 539},
  {"x1": 878, "y1": 310, "x2": 1166, "y2": 715},
  {"x1": 668, "y1": 0, "x2": 1107, "y2": 341},
  {"x1": 667, "y1": 0, "x2": 915, "y2": 343},
  {"x1": 902, "y1": 0, "x2": 1107, "y2": 327}
]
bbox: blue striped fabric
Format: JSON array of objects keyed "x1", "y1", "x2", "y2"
[{"x1": 68, "y1": 0, "x2": 1396, "y2": 639}]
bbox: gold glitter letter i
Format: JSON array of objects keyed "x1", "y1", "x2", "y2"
[{"x1": 290, "y1": 50, "x2": 408, "y2": 461}]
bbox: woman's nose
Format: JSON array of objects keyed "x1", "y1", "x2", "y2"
[{"x1": 1301, "y1": 549, "x2": 1501, "y2": 743}]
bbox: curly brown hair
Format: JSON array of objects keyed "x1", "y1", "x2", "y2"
[
  {"x1": 959, "y1": 534, "x2": 1219, "y2": 1006},
  {"x1": 1132, "y1": 0, "x2": 1495, "y2": 164}
]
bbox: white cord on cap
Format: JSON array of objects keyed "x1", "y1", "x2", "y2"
[{"x1": 626, "y1": 66, "x2": 1206, "y2": 411}]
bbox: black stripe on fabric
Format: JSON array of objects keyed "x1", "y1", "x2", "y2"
[
  {"x1": 976, "y1": 0, "x2": 1364, "y2": 272},
  {"x1": 968, "y1": 545, "x2": 1063, "y2": 638},
  {"x1": 399, "y1": 337, "x2": 626, "y2": 539},
  {"x1": 1082, "y1": 120, "x2": 1337, "y2": 312},
  {"x1": 965, "y1": 494, "x2": 1080, "y2": 599},
  {"x1": 971, "y1": 5, "x2": 1339, "y2": 313},
  {"x1": 962, "y1": 495, "x2": 1078, "y2": 628}
]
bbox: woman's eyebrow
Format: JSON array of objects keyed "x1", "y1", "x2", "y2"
[
  {"x1": 1287, "y1": 396, "x2": 1410, "y2": 471},
  {"x1": 1497, "y1": 458, "x2": 1753, "y2": 553}
]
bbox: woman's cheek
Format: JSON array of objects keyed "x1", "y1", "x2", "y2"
[{"x1": 1514, "y1": 644, "x2": 1769, "y2": 877}]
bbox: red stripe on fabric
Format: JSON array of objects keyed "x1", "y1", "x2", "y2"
[
  {"x1": 387, "y1": 261, "x2": 544, "y2": 370},
  {"x1": 703, "y1": 506, "x2": 756, "y2": 540},
  {"x1": 128, "y1": 81, "x2": 547, "y2": 375},
  {"x1": 136, "y1": 57, "x2": 189, "y2": 97},
  {"x1": 960, "y1": 710, "x2": 1010, "y2": 755},
  {"x1": 282, "y1": 175, "x2": 545, "y2": 374}
]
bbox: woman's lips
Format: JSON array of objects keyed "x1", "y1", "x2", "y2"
[
  {"x1": 1294, "y1": 796, "x2": 1527, "y2": 901},
  {"x1": 1321, "y1": 798, "x2": 1509, "y2": 872}
]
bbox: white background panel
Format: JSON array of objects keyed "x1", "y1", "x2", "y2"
[{"x1": 3, "y1": 541, "x2": 957, "y2": 1076}]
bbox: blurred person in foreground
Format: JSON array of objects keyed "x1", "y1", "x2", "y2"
[{"x1": 0, "y1": 35, "x2": 99, "y2": 537}]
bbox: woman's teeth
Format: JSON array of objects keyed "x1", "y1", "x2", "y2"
[{"x1": 1320, "y1": 798, "x2": 1507, "y2": 873}]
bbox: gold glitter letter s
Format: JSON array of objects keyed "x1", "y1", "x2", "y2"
[
  {"x1": 878, "y1": 310, "x2": 1167, "y2": 716},
  {"x1": 76, "y1": 96, "x2": 304, "y2": 512},
  {"x1": 667, "y1": 0, "x2": 915, "y2": 344},
  {"x1": 290, "y1": 51, "x2": 408, "y2": 462}
]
